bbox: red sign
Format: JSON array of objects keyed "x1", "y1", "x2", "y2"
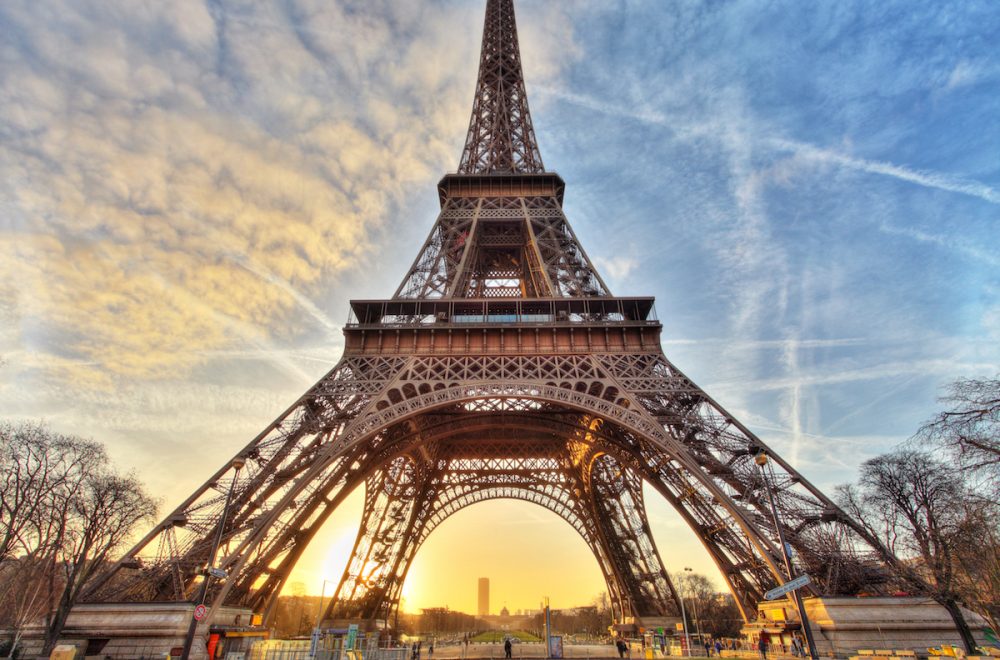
[{"x1": 193, "y1": 604, "x2": 207, "y2": 621}]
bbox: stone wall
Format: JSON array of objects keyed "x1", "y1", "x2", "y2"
[
  {"x1": 15, "y1": 602, "x2": 254, "y2": 659},
  {"x1": 747, "y1": 597, "x2": 990, "y2": 656}
]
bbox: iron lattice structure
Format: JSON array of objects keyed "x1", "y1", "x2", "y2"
[{"x1": 84, "y1": 0, "x2": 895, "y2": 630}]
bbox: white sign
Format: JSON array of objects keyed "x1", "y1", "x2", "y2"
[
  {"x1": 764, "y1": 574, "x2": 811, "y2": 601},
  {"x1": 208, "y1": 567, "x2": 228, "y2": 579}
]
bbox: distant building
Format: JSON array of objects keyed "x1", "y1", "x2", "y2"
[
  {"x1": 500, "y1": 605, "x2": 509, "y2": 617},
  {"x1": 478, "y1": 577, "x2": 489, "y2": 616}
]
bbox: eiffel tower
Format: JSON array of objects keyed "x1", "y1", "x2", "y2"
[{"x1": 84, "y1": 0, "x2": 893, "y2": 639}]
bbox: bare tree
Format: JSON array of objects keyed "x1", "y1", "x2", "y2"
[
  {"x1": 41, "y1": 471, "x2": 157, "y2": 655},
  {"x1": 838, "y1": 450, "x2": 976, "y2": 652},
  {"x1": 672, "y1": 571, "x2": 741, "y2": 639},
  {"x1": 1, "y1": 424, "x2": 107, "y2": 658},
  {"x1": 0, "y1": 423, "x2": 157, "y2": 658},
  {"x1": 0, "y1": 556, "x2": 54, "y2": 657},
  {"x1": 0, "y1": 423, "x2": 103, "y2": 562},
  {"x1": 590, "y1": 592, "x2": 612, "y2": 637},
  {"x1": 951, "y1": 498, "x2": 1000, "y2": 633},
  {"x1": 916, "y1": 376, "x2": 1000, "y2": 490}
]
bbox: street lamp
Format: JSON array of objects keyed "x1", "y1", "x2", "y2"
[
  {"x1": 310, "y1": 578, "x2": 334, "y2": 658},
  {"x1": 181, "y1": 456, "x2": 246, "y2": 660},
  {"x1": 755, "y1": 451, "x2": 819, "y2": 660},
  {"x1": 683, "y1": 568, "x2": 701, "y2": 647},
  {"x1": 678, "y1": 569, "x2": 691, "y2": 657}
]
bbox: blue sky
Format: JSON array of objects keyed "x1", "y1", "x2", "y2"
[{"x1": 1, "y1": 0, "x2": 998, "y2": 612}]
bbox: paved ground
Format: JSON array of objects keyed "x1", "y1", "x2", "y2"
[{"x1": 425, "y1": 645, "x2": 754, "y2": 660}]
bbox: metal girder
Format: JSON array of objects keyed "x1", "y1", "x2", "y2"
[
  {"x1": 84, "y1": 350, "x2": 895, "y2": 624},
  {"x1": 323, "y1": 419, "x2": 680, "y2": 627},
  {"x1": 458, "y1": 0, "x2": 543, "y2": 174},
  {"x1": 587, "y1": 454, "x2": 681, "y2": 619},
  {"x1": 393, "y1": 195, "x2": 608, "y2": 301}
]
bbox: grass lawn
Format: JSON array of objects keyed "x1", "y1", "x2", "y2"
[{"x1": 469, "y1": 631, "x2": 543, "y2": 643}]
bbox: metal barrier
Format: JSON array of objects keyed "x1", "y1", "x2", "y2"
[{"x1": 249, "y1": 640, "x2": 411, "y2": 660}]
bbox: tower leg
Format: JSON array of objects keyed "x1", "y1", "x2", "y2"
[{"x1": 587, "y1": 455, "x2": 681, "y2": 624}]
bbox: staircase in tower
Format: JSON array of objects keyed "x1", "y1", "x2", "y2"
[{"x1": 81, "y1": 0, "x2": 896, "y2": 640}]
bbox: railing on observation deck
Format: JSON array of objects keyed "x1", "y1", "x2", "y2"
[{"x1": 345, "y1": 298, "x2": 658, "y2": 330}]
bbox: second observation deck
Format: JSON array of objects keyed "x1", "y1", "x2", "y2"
[{"x1": 347, "y1": 297, "x2": 658, "y2": 329}]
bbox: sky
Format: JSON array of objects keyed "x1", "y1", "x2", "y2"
[{"x1": 1, "y1": 0, "x2": 998, "y2": 616}]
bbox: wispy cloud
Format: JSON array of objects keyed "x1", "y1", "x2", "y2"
[
  {"x1": 767, "y1": 138, "x2": 1000, "y2": 205},
  {"x1": 0, "y1": 0, "x2": 583, "y2": 385},
  {"x1": 661, "y1": 337, "x2": 868, "y2": 350},
  {"x1": 196, "y1": 346, "x2": 342, "y2": 366},
  {"x1": 877, "y1": 222, "x2": 1000, "y2": 268},
  {"x1": 711, "y1": 359, "x2": 997, "y2": 394},
  {"x1": 233, "y1": 257, "x2": 342, "y2": 339},
  {"x1": 541, "y1": 85, "x2": 1000, "y2": 207}
]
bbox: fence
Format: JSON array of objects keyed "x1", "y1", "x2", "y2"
[{"x1": 248, "y1": 639, "x2": 410, "y2": 660}]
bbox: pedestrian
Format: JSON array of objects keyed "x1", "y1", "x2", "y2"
[
  {"x1": 705, "y1": 639, "x2": 712, "y2": 657},
  {"x1": 411, "y1": 642, "x2": 418, "y2": 660},
  {"x1": 504, "y1": 638, "x2": 512, "y2": 659},
  {"x1": 790, "y1": 636, "x2": 804, "y2": 658},
  {"x1": 616, "y1": 638, "x2": 628, "y2": 658},
  {"x1": 715, "y1": 640, "x2": 723, "y2": 657},
  {"x1": 757, "y1": 633, "x2": 769, "y2": 660},
  {"x1": 429, "y1": 642, "x2": 434, "y2": 659},
  {"x1": 418, "y1": 641, "x2": 423, "y2": 659}
]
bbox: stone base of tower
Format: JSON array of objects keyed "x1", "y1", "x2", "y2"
[
  {"x1": 744, "y1": 597, "x2": 990, "y2": 656},
  {"x1": 14, "y1": 603, "x2": 264, "y2": 660}
]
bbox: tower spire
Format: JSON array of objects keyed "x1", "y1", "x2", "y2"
[{"x1": 458, "y1": 0, "x2": 544, "y2": 174}]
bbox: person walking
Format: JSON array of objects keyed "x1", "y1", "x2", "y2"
[
  {"x1": 616, "y1": 638, "x2": 628, "y2": 658},
  {"x1": 757, "y1": 633, "x2": 769, "y2": 660},
  {"x1": 790, "y1": 636, "x2": 804, "y2": 658},
  {"x1": 504, "y1": 638, "x2": 512, "y2": 659}
]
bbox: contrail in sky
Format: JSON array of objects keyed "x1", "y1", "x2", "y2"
[
  {"x1": 538, "y1": 85, "x2": 1000, "y2": 206},
  {"x1": 768, "y1": 138, "x2": 1000, "y2": 206},
  {"x1": 234, "y1": 258, "x2": 342, "y2": 339}
]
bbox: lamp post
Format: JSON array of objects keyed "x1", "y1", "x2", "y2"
[
  {"x1": 678, "y1": 570, "x2": 691, "y2": 657},
  {"x1": 310, "y1": 578, "x2": 333, "y2": 658},
  {"x1": 683, "y1": 568, "x2": 701, "y2": 650},
  {"x1": 181, "y1": 456, "x2": 246, "y2": 660},
  {"x1": 754, "y1": 451, "x2": 819, "y2": 660}
]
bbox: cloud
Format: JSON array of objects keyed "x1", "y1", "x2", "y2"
[
  {"x1": 594, "y1": 255, "x2": 637, "y2": 284},
  {"x1": 766, "y1": 138, "x2": 1000, "y2": 205},
  {"x1": 710, "y1": 358, "x2": 998, "y2": 394},
  {"x1": 877, "y1": 222, "x2": 1000, "y2": 268},
  {"x1": 944, "y1": 60, "x2": 989, "y2": 91},
  {"x1": 0, "y1": 0, "x2": 581, "y2": 385},
  {"x1": 661, "y1": 337, "x2": 867, "y2": 349},
  {"x1": 540, "y1": 85, "x2": 1000, "y2": 207},
  {"x1": 232, "y1": 256, "x2": 342, "y2": 340}
]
